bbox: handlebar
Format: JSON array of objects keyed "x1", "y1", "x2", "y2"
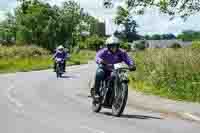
[{"x1": 99, "y1": 63, "x2": 130, "y2": 71}]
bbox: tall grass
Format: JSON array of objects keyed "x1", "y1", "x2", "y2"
[
  {"x1": 0, "y1": 45, "x2": 50, "y2": 58},
  {"x1": 0, "y1": 45, "x2": 52, "y2": 73},
  {"x1": 130, "y1": 48, "x2": 200, "y2": 102},
  {"x1": 0, "y1": 56, "x2": 52, "y2": 73}
]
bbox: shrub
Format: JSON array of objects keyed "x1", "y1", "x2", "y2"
[
  {"x1": 134, "y1": 40, "x2": 146, "y2": 50},
  {"x1": 78, "y1": 41, "x2": 87, "y2": 49},
  {"x1": 120, "y1": 42, "x2": 131, "y2": 51},
  {"x1": 191, "y1": 41, "x2": 200, "y2": 48},
  {"x1": 170, "y1": 43, "x2": 182, "y2": 48},
  {"x1": 85, "y1": 35, "x2": 105, "y2": 50},
  {"x1": 68, "y1": 50, "x2": 95, "y2": 65},
  {"x1": 0, "y1": 45, "x2": 50, "y2": 58}
]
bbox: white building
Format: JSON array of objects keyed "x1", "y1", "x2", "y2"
[{"x1": 132, "y1": 39, "x2": 192, "y2": 49}]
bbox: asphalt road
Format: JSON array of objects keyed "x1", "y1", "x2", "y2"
[{"x1": 1, "y1": 63, "x2": 200, "y2": 133}]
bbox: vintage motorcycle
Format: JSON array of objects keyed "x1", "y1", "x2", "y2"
[
  {"x1": 55, "y1": 58, "x2": 65, "y2": 78},
  {"x1": 90, "y1": 63, "x2": 131, "y2": 117}
]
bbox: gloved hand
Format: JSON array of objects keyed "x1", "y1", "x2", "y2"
[
  {"x1": 100, "y1": 60, "x2": 108, "y2": 65},
  {"x1": 129, "y1": 65, "x2": 136, "y2": 71}
]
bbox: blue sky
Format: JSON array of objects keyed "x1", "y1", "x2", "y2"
[{"x1": 0, "y1": 0, "x2": 200, "y2": 35}]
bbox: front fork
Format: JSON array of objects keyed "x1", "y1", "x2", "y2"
[{"x1": 113, "y1": 72, "x2": 129, "y2": 103}]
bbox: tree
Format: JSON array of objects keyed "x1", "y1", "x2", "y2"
[
  {"x1": 177, "y1": 30, "x2": 200, "y2": 41},
  {"x1": 0, "y1": 12, "x2": 16, "y2": 45},
  {"x1": 1, "y1": 0, "x2": 103, "y2": 51},
  {"x1": 15, "y1": 0, "x2": 60, "y2": 49},
  {"x1": 151, "y1": 34, "x2": 161, "y2": 40},
  {"x1": 134, "y1": 40, "x2": 146, "y2": 50},
  {"x1": 107, "y1": 0, "x2": 200, "y2": 19},
  {"x1": 14, "y1": 0, "x2": 86, "y2": 51},
  {"x1": 120, "y1": 41, "x2": 131, "y2": 51},
  {"x1": 144, "y1": 35, "x2": 150, "y2": 40},
  {"x1": 162, "y1": 33, "x2": 176, "y2": 40},
  {"x1": 115, "y1": 6, "x2": 140, "y2": 42},
  {"x1": 61, "y1": 0, "x2": 82, "y2": 48},
  {"x1": 143, "y1": 33, "x2": 176, "y2": 40},
  {"x1": 85, "y1": 35, "x2": 105, "y2": 50}
]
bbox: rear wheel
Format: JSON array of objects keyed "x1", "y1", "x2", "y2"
[
  {"x1": 112, "y1": 82, "x2": 128, "y2": 117},
  {"x1": 56, "y1": 64, "x2": 61, "y2": 78}
]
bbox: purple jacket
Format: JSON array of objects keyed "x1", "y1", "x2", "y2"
[
  {"x1": 53, "y1": 51, "x2": 67, "y2": 60},
  {"x1": 96, "y1": 48, "x2": 134, "y2": 69}
]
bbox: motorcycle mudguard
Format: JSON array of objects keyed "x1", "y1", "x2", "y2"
[
  {"x1": 120, "y1": 79, "x2": 129, "y2": 83},
  {"x1": 119, "y1": 73, "x2": 129, "y2": 83}
]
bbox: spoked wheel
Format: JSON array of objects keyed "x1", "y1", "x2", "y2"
[
  {"x1": 56, "y1": 64, "x2": 62, "y2": 78},
  {"x1": 56, "y1": 70, "x2": 61, "y2": 78},
  {"x1": 112, "y1": 82, "x2": 128, "y2": 117},
  {"x1": 56, "y1": 69, "x2": 60, "y2": 78},
  {"x1": 92, "y1": 100, "x2": 102, "y2": 113},
  {"x1": 91, "y1": 88, "x2": 102, "y2": 112}
]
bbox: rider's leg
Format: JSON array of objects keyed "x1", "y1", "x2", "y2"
[
  {"x1": 94, "y1": 67, "x2": 105, "y2": 96},
  {"x1": 53, "y1": 61, "x2": 56, "y2": 72},
  {"x1": 110, "y1": 71, "x2": 117, "y2": 87},
  {"x1": 63, "y1": 60, "x2": 66, "y2": 72}
]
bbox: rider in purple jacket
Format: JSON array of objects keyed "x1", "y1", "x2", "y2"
[
  {"x1": 93, "y1": 35, "x2": 136, "y2": 98},
  {"x1": 53, "y1": 45, "x2": 68, "y2": 72}
]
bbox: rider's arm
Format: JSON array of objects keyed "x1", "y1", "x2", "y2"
[
  {"x1": 52, "y1": 52, "x2": 57, "y2": 60},
  {"x1": 96, "y1": 48, "x2": 106, "y2": 64},
  {"x1": 64, "y1": 52, "x2": 68, "y2": 60},
  {"x1": 121, "y1": 51, "x2": 135, "y2": 67}
]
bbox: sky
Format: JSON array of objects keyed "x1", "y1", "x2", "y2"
[{"x1": 0, "y1": 0, "x2": 200, "y2": 35}]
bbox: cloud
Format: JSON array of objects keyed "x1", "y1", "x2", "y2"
[
  {"x1": 0, "y1": 11, "x2": 5, "y2": 20},
  {"x1": 0, "y1": 0, "x2": 17, "y2": 21},
  {"x1": 134, "y1": 8, "x2": 200, "y2": 35}
]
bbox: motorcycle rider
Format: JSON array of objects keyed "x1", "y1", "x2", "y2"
[
  {"x1": 93, "y1": 35, "x2": 136, "y2": 98},
  {"x1": 53, "y1": 45, "x2": 68, "y2": 72}
]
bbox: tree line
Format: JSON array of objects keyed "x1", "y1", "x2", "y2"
[
  {"x1": 142, "y1": 31, "x2": 200, "y2": 41},
  {"x1": 0, "y1": 0, "x2": 102, "y2": 52}
]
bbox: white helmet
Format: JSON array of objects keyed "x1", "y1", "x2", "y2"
[
  {"x1": 105, "y1": 35, "x2": 120, "y2": 45},
  {"x1": 106, "y1": 35, "x2": 120, "y2": 49},
  {"x1": 57, "y1": 45, "x2": 64, "y2": 50}
]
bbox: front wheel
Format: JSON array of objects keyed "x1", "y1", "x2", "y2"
[
  {"x1": 56, "y1": 65, "x2": 59, "y2": 78},
  {"x1": 56, "y1": 63, "x2": 62, "y2": 78},
  {"x1": 112, "y1": 82, "x2": 128, "y2": 117},
  {"x1": 92, "y1": 100, "x2": 102, "y2": 113},
  {"x1": 91, "y1": 88, "x2": 102, "y2": 113}
]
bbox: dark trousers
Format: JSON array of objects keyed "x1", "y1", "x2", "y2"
[
  {"x1": 54, "y1": 60, "x2": 66, "y2": 71},
  {"x1": 94, "y1": 65, "x2": 116, "y2": 95}
]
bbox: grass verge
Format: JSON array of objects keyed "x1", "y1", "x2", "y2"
[
  {"x1": 0, "y1": 56, "x2": 52, "y2": 73},
  {"x1": 0, "y1": 46, "x2": 95, "y2": 73}
]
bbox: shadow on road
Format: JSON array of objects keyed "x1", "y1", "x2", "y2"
[
  {"x1": 122, "y1": 114, "x2": 162, "y2": 120},
  {"x1": 60, "y1": 75, "x2": 78, "y2": 79},
  {"x1": 101, "y1": 112, "x2": 163, "y2": 120}
]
